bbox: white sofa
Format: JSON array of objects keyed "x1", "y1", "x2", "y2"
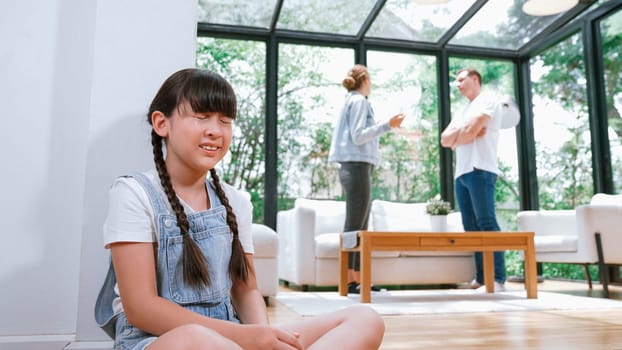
[
  {"x1": 240, "y1": 189, "x2": 279, "y2": 298},
  {"x1": 276, "y1": 198, "x2": 475, "y2": 288},
  {"x1": 516, "y1": 193, "x2": 622, "y2": 290},
  {"x1": 251, "y1": 223, "x2": 279, "y2": 299}
]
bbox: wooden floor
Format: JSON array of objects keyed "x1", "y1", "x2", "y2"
[{"x1": 267, "y1": 280, "x2": 622, "y2": 350}]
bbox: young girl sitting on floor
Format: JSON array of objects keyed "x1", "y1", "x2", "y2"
[{"x1": 95, "y1": 68, "x2": 385, "y2": 350}]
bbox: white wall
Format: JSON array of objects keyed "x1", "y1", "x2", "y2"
[{"x1": 0, "y1": 0, "x2": 198, "y2": 348}]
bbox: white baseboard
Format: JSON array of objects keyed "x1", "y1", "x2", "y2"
[
  {"x1": 64, "y1": 341, "x2": 113, "y2": 350},
  {"x1": 0, "y1": 336, "x2": 113, "y2": 350},
  {"x1": 0, "y1": 335, "x2": 75, "y2": 350}
]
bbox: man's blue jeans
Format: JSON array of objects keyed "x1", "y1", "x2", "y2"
[{"x1": 455, "y1": 169, "x2": 506, "y2": 284}]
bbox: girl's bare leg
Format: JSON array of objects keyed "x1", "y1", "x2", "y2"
[
  {"x1": 279, "y1": 305, "x2": 384, "y2": 350},
  {"x1": 147, "y1": 324, "x2": 242, "y2": 350}
]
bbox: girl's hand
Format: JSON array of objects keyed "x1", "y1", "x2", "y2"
[
  {"x1": 235, "y1": 324, "x2": 303, "y2": 350},
  {"x1": 389, "y1": 113, "x2": 406, "y2": 128}
]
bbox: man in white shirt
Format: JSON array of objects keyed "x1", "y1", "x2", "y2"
[{"x1": 440, "y1": 68, "x2": 506, "y2": 292}]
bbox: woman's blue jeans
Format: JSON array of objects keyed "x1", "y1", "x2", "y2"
[{"x1": 455, "y1": 169, "x2": 506, "y2": 284}]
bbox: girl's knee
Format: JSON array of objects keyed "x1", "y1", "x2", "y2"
[
  {"x1": 346, "y1": 305, "x2": 385, "y2": 332},
  {"x1": 347, "y1": 306, "x2": 385, "y2": 347},
  {"x1": 166, "y1": 324, "x2": 239, "y2": 350}
]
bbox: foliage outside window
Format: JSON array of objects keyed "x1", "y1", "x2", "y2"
[
  {"x1": 276, "y1": 47, "x2": 441, "y2": 207},
  {"x1": 196, "y1": 38, "x2": 267, "y2": 221},
  {"x1": 600, "y1": 10, "x2": 622, "y2": 193},
  {"x1": 276, "y1": 44, "x2": 353, "y2": 210},
  {"x1": 530, "y1": 33, "x2": 597, "y2": 281},
  {"x1": 531, "y1": 33, "x2": 593, "y2": 210},
  {"x1": 367, "y1": 51, "x2": 439, "y2": 203}
]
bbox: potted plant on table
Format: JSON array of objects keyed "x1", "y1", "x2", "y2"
[{"x1": 425, "y1": 196, "x2": 452, "y2": 231}]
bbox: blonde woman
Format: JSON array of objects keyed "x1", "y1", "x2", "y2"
[{"x1": 328, "y1": 64, "x2": 405, "y2": 294}]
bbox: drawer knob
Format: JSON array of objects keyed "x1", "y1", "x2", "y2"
[{"x1": 449, "y1": 239, "x2": 455, "y2": 244}]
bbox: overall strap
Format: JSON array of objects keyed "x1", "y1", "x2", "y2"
[
  {"x1": 131, "y1": 171, "x2": 223, "y2": 214},
  {"x1": 206, "y1": 179, "x2": 223, "y2": 208},
  {"x1": 129, "y1": 172, "x2": 172, "y2": 217}
]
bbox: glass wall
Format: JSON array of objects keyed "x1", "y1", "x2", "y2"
[
  {"x1": 449, "y1": 0, "x2": 563, "y2": 50},
  {"x1": 276, "y1": 44, "x2": 353, "y2": 209},
  {"x1": 600, "y1": 7, "x2": 622, "y2": 284},
  {"x1": 277, "y1": 0, "x2": 376, "y2": 35},
  {"x1": 367, "y1": 0, "x2": 476, "y2": 43},
  {"x1": 600, "y1": 9, "x2": 622, "y2": 193},
  {"x1": 196, "y1": 37, "x2": 267, "y2": 221},
  {"x1": 196, "y1": 1, "x2": 622, "y2": 283},
  {"x1": 275, "y1": 47, "x2": 443, "y2": 209},
  {"x1": 530, "y1": 33, "x2": 593, "y2": 210},
  {"x1": 530, "y1": 33, "x2": 598, "y2": 280},
  {"x1": 366, "y1": 50, "x2": 438, "y2": 202}
]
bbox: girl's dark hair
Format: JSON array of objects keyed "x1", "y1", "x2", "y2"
[{"x1": 147, "y1": 68, "x2": 250, "y2": 288}]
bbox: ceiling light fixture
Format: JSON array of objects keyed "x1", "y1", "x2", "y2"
[{"x1": 522, "y1": 0, "x2": 579, "y2": 16}]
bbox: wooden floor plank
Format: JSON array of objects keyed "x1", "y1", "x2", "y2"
[{"x1": 268, "y1": 280, "x2": 622, "y2": 350}]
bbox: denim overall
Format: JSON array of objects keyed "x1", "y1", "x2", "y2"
[{"x1": 95, "y1": 172, "x2": 238, "y2": 350}]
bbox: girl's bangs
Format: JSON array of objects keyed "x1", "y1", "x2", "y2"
[{"x1": 181, "y1": 71, "x2": 237, "y2": 119}]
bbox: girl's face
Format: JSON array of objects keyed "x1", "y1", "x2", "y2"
[{"x1": 154, "y1": 102, "x2": 233, "y2": 176}]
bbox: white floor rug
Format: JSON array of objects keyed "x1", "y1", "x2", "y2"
[{"x1": 275, "y1": 289, "x2": 622, "y2": 316}]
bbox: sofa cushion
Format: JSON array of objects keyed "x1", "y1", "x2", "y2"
[
  {"x1": 590, "y1": 193, "x2": 622, "y2": 205},
  {"x1": 314, "y1": 233, "x2": 400, "y2": 258},
  {"x1": 295, "y1": 198, "x2": 344, "y2": 212},
  {"x1": 371, "y1": 200, "x2": 429, "y2": 231},
  {"x1": 516, "y1": 210, "x2": 576, "y2": 236},
  {"x1": 370, "y1": 200, "x2": 464, "y2": 232},
  {"x1": 446, "y1": 212, "x2": 465, "y2": 232},
  {"x1": 295, "y1": 198, "x2": 345, "y2": 235},
  {"x1": 534, "y1": 235, "x2": 578, "y2": 253}
]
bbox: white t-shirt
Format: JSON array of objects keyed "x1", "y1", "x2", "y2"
[
  {"x1": 103, "y1": 169, "x2": 254, "y2": 254},
  {"x1": 454, "y1": 92, "x2": 502, "y2": 179}
]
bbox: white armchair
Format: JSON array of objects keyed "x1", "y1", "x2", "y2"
[
  {"x1": 239, "y1": 190, "x2": 279, "y2": 300},
  {"x1": 576, "y1": 194, "x2": 622, "y2": 297},
  {"x1": 251, "y1": 223, "x2": 279, "y2": 299},
  {"x1": 517, "y1": 193, "x2": 622, "y2": 294},
  {"x1": 277, "y1": 198, "x2": 346, "y2": 288}
]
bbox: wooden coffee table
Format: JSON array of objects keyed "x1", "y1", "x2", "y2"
[{"x1": 338, "y1": 231, "x2": 537, "y2": 303}]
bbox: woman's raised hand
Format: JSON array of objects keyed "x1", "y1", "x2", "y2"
[{"x1": 389, "y1": 113, "x2": 406, "y2": 128}]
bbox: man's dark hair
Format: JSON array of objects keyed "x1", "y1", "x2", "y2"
[{"x1": 457, "y1": 68, "x2": 482, "y2": 86}]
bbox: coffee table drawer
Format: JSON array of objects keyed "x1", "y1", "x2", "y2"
[
  {"x1": 420, "y1": 237, "x2": 482, "y2": 247},
  {"x1": 483, "y1": 236, "x2": 528, "y2": 247}
]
